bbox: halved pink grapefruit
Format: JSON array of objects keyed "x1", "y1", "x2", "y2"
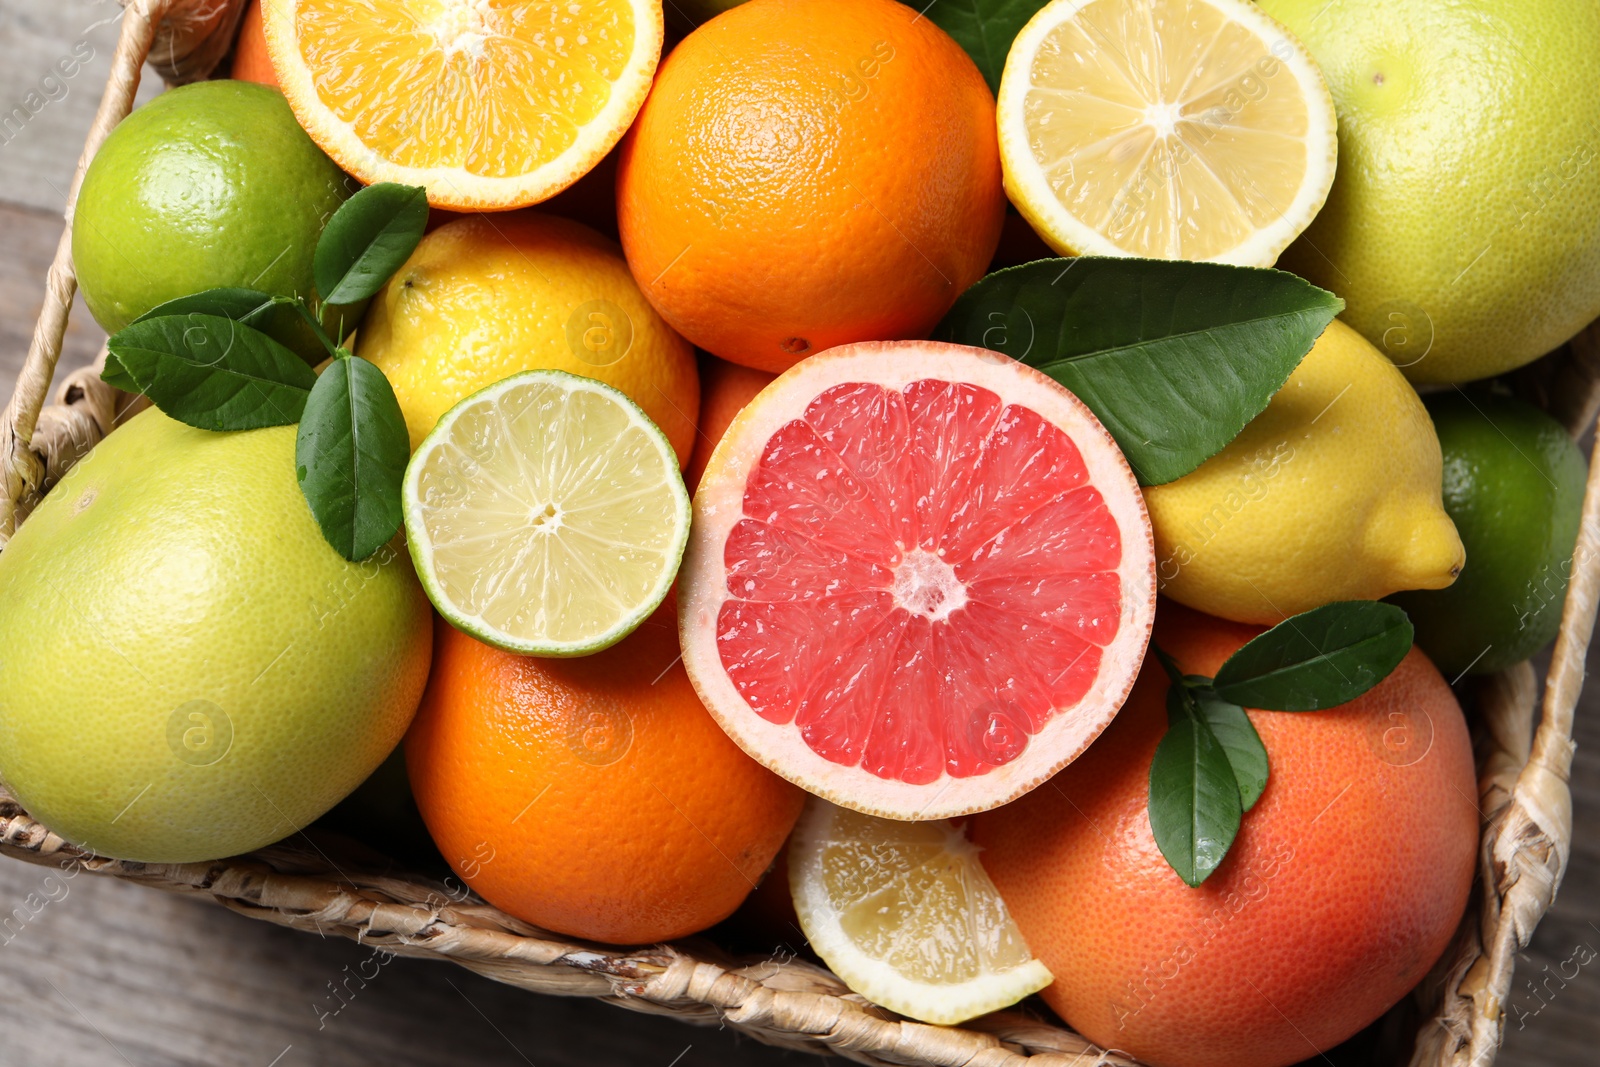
[{"x1": 678, "y1": 341, "x2": 1156, "y2": 820}]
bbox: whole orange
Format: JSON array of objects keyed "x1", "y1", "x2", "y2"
[
  {"x1": 406, "y1": 609, "x2": 805, "y2": 945},
  {"x1": 616, "y1": 0, "x2": 1005, "y2": 373},
  {"x1": 971, "y1": 603, "x2": 1477, "y2": 1067},
  {"x1": 685, "y1": 353, "x2": 775, "y2": 493},
  {"x1": 230, "y1": 0, "x2": 277, "y2": 88}
]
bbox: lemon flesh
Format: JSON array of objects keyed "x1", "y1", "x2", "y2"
[
  {"x1": 788, "y1": 800, "x2": 1052, "y2": 1025},
  {"x1": 1144, "y1": 319, "x2": 1464, "y2": 624},
  {"x1": 998, "y1": 0, "x2": 1337, "y2": 265},
  {"x1": 403, "y1": 370, "x2": 690, "y2": 656}
]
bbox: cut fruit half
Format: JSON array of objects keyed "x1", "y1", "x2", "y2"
[
  {"x1": 998, "y1": 0, "x2": 1337, "y2": 265},
  {"x1": 403, "y1": 369, "x2": 690, "y2": 656},
  {"x1": 679, "y1": 341, "x2": 1156, "y2": 820},
  {"x1": 789, "y1": 798, "x2": 1053, "y2": 1025},
  {"x1": 262, "y1": 0, "x2": 662, "y2": 209}
]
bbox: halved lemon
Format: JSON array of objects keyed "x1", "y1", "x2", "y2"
[
  {"x1": 402, "y1": 370, "x2": 690, "y2": 656},
  {"x1": 788, "y1": 799, "x2": 1053, "y2": 1026},
  {"x1": 998, "y1": 0, "x2": 1337, "y2": 265},
  {"x1": 262, "y1": 0, "x2": 662, "y2": 209}
]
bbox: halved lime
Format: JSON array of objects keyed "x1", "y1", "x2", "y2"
[{"x1": 402, "y1": 370, "x2": 690, "y2": 657}]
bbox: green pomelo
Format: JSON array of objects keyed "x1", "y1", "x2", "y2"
[
  {"x1": 0, "y1": 410, "x2": 432, "y2": 863},
  {"x1": 72, "y1": 80, "x2": 365, "y2": 357},
  {"x1": 1260, "y1": 0, "x2": 1600, "y2": 383}
]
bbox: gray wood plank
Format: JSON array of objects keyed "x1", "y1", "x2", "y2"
[
  {"x1": 0, "y1": 858, "x2": 815, "y2": 1067},
  {"x1": 0, "y1": 0, "x2": 161, "y2": 215}
]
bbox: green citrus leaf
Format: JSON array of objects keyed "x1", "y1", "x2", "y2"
[
  {"x1": 313, "y1": 182, "x2": 429, "y2": 306},
  {"x1": 103, "y1": 313, "x2": 316, "y2": 430},
  {"x1": 129, "y1": 288, "x2": 318, "y2": 361},
  {"x1": 295, "y1": 356, "x2": 409, "y2": 561},
  {"x1": 1192, "y1": 689, "x2": 1269, "y2": 811},
  {"x1": 1150, "y1": 683, "x2": 1242, "y2": 887},
  {"x1": 100, "y1": 349, "x2": 140, "y2": 393},
  {"x1": 901, "y1": 0, "x2": 1051, "y2": 94},
  {"x1": 1211, "y1": 601, "x2": 1414, "y2": 711},
  {"x1": 932, "y1": 258, "x2": 1343, "y2": 485}
]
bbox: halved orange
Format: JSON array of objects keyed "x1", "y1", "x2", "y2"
[{"x1": 262, "y1": 0, "x2": 661, "y2": 210}]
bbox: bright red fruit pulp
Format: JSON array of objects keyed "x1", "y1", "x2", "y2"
[{"x1": 715, "y1": 379, "x2": 1125, "y2": 784}]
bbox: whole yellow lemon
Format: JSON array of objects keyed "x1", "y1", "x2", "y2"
[
  {"x1": 1145, "y1": 319, "x2": 1463, "y2": 623},
  {"x1": 358, "y1": 212, "x2": 699, "y2": 464}
]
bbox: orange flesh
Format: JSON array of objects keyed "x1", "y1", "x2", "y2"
[{"x1": 292, "y1": 0, "x2": 636, "y2": 177}]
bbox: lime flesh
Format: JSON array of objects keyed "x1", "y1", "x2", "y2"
[{"x1": 403, "y1": 370, "x2": 691, "y2": 656}]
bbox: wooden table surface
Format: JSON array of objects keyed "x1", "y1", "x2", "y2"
[{"x1": 0, "y1": 3, "x2": 1595, "y2": 1065}]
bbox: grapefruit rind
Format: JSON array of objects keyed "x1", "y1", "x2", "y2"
[
  {"x1": 679, "y1": 341, "x2": 1156, "y2": 821},
  {"x1": 261, "y1": 0, "x2": 662, "y2": 210},
  {"x1": 997, "y1": 0, "x2": 1338, "y2": 266},
  {"x1": 788, "y1": 798, "x2": 1054, "y2": 1025},
  {"x1": 403, "y1": 369, "x2": 690, "y2": 658}
]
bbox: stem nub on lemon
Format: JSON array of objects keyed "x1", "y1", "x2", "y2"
[
  {"x1": 403, "y1": 370, "x2": 690, "y2": 657},
  {"x1": 998, "y1": 0, "x2": 1337, "y2": 266},
  {"x1": 788, "y1": 799, "x2": 1052, "y2": 1026}
]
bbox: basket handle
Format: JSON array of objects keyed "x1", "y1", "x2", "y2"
[{"x1": 0, "y1": 0, "x2": 173, "y2": 546}]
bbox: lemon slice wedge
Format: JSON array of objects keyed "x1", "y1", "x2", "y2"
[
  {"x1": 402, "y1": 370, "x2": 690, "y2": 656},
  {"x1": 262, "y1": 0, "x2": 661, "y2": 209},
  {"x1": 998, "y1": 0, "x2": 1337, "y2": 265},
  {"x1": 788, "y1": 799, "x2": 1052, "y2": 1026}
]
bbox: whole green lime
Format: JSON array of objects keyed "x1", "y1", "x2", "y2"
[
  {"x1": 73, "y1": 80, "x2": 364, "y2": 356},
  {"x1": 1391, "y1": 391, "x2": 1586, "y2": 677},
  {"x1": 0, "y1": 410, "x2": 432, "y2": 863},
  {"x1": 1259, "y1": 0, "x2": 1600, "y2": 384}
]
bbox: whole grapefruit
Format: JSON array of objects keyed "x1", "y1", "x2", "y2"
[{"x1": 971, "y1": 602, "x2": 1477, "y2": 1067}]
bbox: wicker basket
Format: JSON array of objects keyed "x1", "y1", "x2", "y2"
[{"x1": 2, "y1": 3, "x2": 1597, "y2": 1064}]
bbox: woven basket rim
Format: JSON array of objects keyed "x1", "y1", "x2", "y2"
[{"x1": 0, "y1": 3, "x2": 1596, "y2": 1065}]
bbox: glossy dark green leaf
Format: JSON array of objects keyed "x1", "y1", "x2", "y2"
[
  {"x1": 295, "y1": 356, "x2": 409, "y2": 561},
  {"x1": 901, "y1": 0, "x2": 1050, "y2": 94},
  {"x1": 933, "y1": 258, "x2": 1343, "y2": 484},
  {"x1": 1192, "y1": 689, "x2": 1269, "y2": 811},
  {"x1": 1150, "y1": 684, "x2": 1242, "y2": 887},
  {"x1": 130, "y1": 287, "x2": 279, "y2": 327},
  {"x1": 314, "y1": 183, "x2": 429, "y2": 306},
  {"x1": 103, "y1": 313, "x2": 316, "y2": 430},
  {"x1": 129, "y1": 287, "x2": 331, "y2": 362},
  {"x1": 1211, "y1": 601, "x2": 1414, "y2": 711}
]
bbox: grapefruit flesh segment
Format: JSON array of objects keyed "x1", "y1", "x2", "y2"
[{"x1": 680, "y1": 341, "x2": 1155, "y2": 820}]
